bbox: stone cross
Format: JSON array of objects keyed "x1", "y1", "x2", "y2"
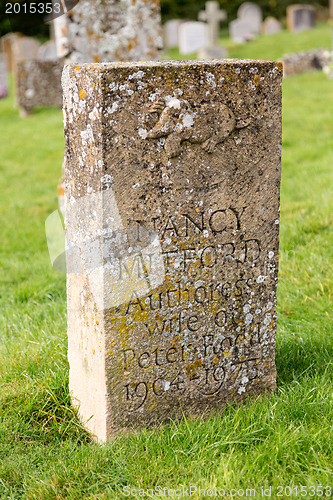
[
  {"x1": 199, "y1": 1, "x2": 227, "y2": 48},
  {"x1": 62, "y1": 59, "x2": 283, "y2": 441}
]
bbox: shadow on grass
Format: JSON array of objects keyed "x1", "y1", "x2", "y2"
[{"x1": 276, "y1": 334, "x2": 333, "y2": 386}]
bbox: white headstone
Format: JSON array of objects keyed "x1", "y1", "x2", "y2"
[
  {"x1": 163, "y1": 19, "x2": 183, "y2": 48},
  {"x1": 238, "y1": 2, "x2": 263, "y2": 35},
  {"x1": 229, "y1": 19, "x2": 256, "y2": 43},
  {"x1": 179, "y1": 22, "x2": 208, "y2": 55},
  {"x1": 0, "y1": 54, "x2": 9, "y2": 98},
  {"x1": 38, "y1": 41, "x2": 58, "y2": 61},
  {"x1": 198, "y1": 1, "x2": 227, "y2": 48},
  {"x1": 262, "y1": 17, "x2": 282, "y2": 35}
]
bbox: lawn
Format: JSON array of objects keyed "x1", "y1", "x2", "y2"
[{"x1": 0, "y1": 26, "x2": 332, "y2": 499}]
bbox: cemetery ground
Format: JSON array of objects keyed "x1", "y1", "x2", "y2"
[{"x1": 0, "y1": 29, "x2": 333, "y2": 499}]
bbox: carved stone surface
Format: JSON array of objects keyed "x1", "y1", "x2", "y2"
[{"x1": 62, "y1": 60, "x2": 283, "y2": 441}]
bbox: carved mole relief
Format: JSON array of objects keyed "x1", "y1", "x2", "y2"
[{"x1": 145, "y1": 97, "x2": 251, "y2": 158}]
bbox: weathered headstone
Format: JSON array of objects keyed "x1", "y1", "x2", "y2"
[
  {"x1": 229, "y1": 2, "x2": 263, "y2": 43},
  {"x1": 17, "y1": 60, "x2": 63, "y2": 115},
  {"x1": 163, "y1": 19, "x2": 183, "y2": 48},
  {"x1": 0, "y1": 54, "x2": 9, "y2": 98},
  {"x1": 262, "y1": 17, "x2": 282, "y2": 35},
  {"x1": 286, "y1": 4, "x2": 316, "y2": 33},
  {"x1": 179, "y1": 22, "x2": 208, "y2": 55},
  {"x1": 62, "y1": 59, "x2": 283, "y2": 441},
  {"x1": 53, "y1": 0, "x2": 162, "y2": 63}
]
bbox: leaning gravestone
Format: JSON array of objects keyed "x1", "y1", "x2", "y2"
[
  {"x1": 179, "y1": 22, "x2": 208, "y2": 55},
  {"x1": 62, "y1": 59, "x2": 283, "y2": 441},
  {"x1": 0, "y1": 54, "x2": 9, "y2": 98},
  {"x1": 286, "y1": 4, "x2": 316, "y2": 32}
]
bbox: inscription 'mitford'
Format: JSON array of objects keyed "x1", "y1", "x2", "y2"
[{"x1": 62, "y1": 60, "x2": 282, "y2": 441}]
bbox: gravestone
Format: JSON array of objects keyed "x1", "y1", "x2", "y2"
[
  {"x1": 198, "y1": 1, "x2": 228, "y2": 59},
  {"x1": 238, "y1": 2, "x2": 263, "y2": 35},
  {"x1": 0, "y1": 54, "x2": 9, "y2": 98},
  {"x1": 179, "y1": 22, "x2": 208, "y2": 55},
  {"x1": 163, "y1": 19, "x2": 183, "y2": 48},
  {"x1": 38, "y1": 41, "x2": 57, "y2": 61},
  {"x1": 62, "y1": 59, "x2": 283, "y2": 441},
  {"x1": 17, "y1": 60, "x2": 63, "y2": 116},
  {"x1": 11, "y1": 37, "x2": 41, "y2": 107},
  {"x1": 198, "y1": 1, "x2": 227, "y2": 49},
  {"x1": 0, "y1": 32, "x2": 21, "y2": 72},
  {"x1": 53, "y1": 0, "x2": 162, "y2": 63},
  {"x1": 287, "y1": 5, "x2": 316, "y2": 32},
  {"x1": 229, "y1": 19, "x2": 256, "y2": 43},
  {"x1": 262, "y1": 17, "x2": 282, "y2": 35},
  {"x1": 229, "y1": 2, "x2": 263, "y2": 43},
  {"x1": 12, "y1": 36, "x2": 41, "y2": 68}
]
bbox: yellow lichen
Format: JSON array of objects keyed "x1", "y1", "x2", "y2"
[{"x1": 253, "y1": 74, "x2": 261, "y2": 86}]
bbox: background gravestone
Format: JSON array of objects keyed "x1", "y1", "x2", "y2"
[
  {"x1": 238, "y1": 2, "x2": 263, "y2": 34},
  {"x1": 17, "y1": 60, "x2": 63, "y2": 115},
  {"x1": 229, "y1": 2, "x2": 263, "y2": 42},
  {"x1": 11, "y1": 37, "x2": 41, "y2": 69},
  {"x1": 38, "y1": 41, "x2": 58, "y2": 61},
  {"x1": 0, "y1": 33, "x2": 21, "y2": 72},
  {"x1": 198, "y1": 1, "x2": 228, "y2": 59},
  {"x1": 0, "y1": 54, "x2": 9, "y2": 98},
  {"x1": 63, "y1": 59, "x2": 283, "y2": 441},
  {"x1": 53, "y1": 0, "x2": 162, "y2": 63},
  {"x1": 262, "y1": 17, "x2": 282, "y2": 35},
  {"x1": 179, "y1": 22, "x2": 208, "y2": 54},
  {"x1": 287, "y1": 4, "x2": 316, "y2": 32},
  {"x1": 163, "y1": 19, "x2": 183, "y2": 48}
]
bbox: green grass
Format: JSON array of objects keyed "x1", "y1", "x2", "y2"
[{"x1": 1, "y1": 26, "x2": 333, "y2": 499}]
